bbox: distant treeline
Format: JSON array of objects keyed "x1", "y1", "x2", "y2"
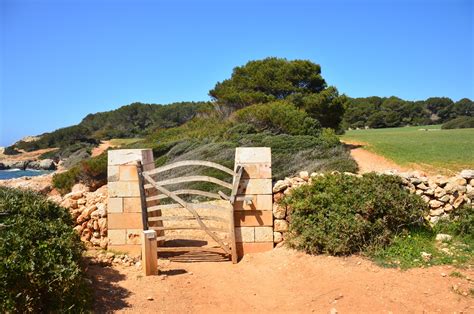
[
  {"x1": 343, "y1": 96, "x2": 473, "y2": 129},
  {"x1": 13, "y1": 101, "x2": 211, "y2": 153}
]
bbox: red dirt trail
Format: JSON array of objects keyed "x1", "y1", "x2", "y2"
[{"x1": 90, "y1": 248, "x2": 474, "y2": 313}]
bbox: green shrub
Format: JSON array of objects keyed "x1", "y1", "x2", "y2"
[
  {"x1": 0, "y1": 187, "x2": 91, "y2": 312},
  {"x1": 3, "y1": 146, "x2": 21, "y2": 155},
  {"x1": 435, "y1": 204, "x2": 474, "y2": 239},
  {"x1": 283, "y1": 173, "x2": 428, "y2": 255},
  {"x1": 52, "y1": 167, "x2": 81, "y2": 194},
  {"x1": 52, "y1": 153, "x2": 107, "y2": 194},
  {"x1": 233, "y1": 101, "x2": 321, "y2": 136},
  {"x1": 441, "y1": 116, "x2": 474, "y2": 129}
]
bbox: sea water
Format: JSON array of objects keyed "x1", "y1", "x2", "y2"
[{"x1": 0, "y1": 169, "x2": 52, "y2": 180}]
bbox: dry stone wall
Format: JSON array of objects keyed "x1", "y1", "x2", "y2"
[
  {"x1": 48, "y1": 184, "x2": 109, "y2": 249},
  {"x1": 271, "y1": 169, "x2": 474, "y2": 244}
]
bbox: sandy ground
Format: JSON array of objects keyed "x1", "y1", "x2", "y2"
[{"x1": 89, "y1": 247, "x2": 474, "y2": 313}]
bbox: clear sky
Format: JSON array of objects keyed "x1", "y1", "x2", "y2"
[{"x1": 1, "y1": 0, "x2": 473, "y2": 146}]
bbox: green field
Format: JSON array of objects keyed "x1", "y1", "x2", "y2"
[{"x1": 340, "y1": 125, "x2": 474, "y2": 174}]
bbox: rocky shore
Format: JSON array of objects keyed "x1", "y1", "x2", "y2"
[{"x1": 0, "y1": 158, "x2": 57, "y2": 171}]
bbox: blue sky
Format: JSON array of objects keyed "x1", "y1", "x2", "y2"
[{"x1": 1, "y1": 0, "x2": 473, "y2": 146}]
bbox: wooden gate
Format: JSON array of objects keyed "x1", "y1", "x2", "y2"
[{"x1": 138, "y1": 160, "x2": 242, "y2": 263}]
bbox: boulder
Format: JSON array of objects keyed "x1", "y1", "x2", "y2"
[
  {"x1": 4, "y1": 160, "x2": 30, "y2": 170},
  {"x1": 71, "y1": 183, "x2": 90, "y2": 193},
  {"x1": 64, "y1": 191, "x2": 83, "y2": 200},
  {"x1": 434, "y1": 186, "x2": 446, "y2": 198},
  {"x1": 460, "y1": 169, "x2": 474, "y2": 179},
  {"x1": 60, "y1": 198, "x2": 78, "y2": 209},
  {"x1": 272, "y1": 203, "x2": 286, "y2": 219},
  {"x1": 429, "y1": 199, "x2": 444, "y2": 208},
  {"x1": 443, "y1": 183, "x2": 457, "y2": 194},
  {"x1": 39, "y1": 159, "x2": 56, "y2": 170},
  {"x1": 434, "y1": 176, "x2": 449, "y2": 187},
  {"x1": 453, "y1": 196, "x2": 464, "y2": 209},
  {"x1": 466, "y1": 185, "x2": 474, "y2": 198},
  {"x1": 299, "y1": 171, "x2": 309, "y2": 181},
  {"x1": 439, "y1": 195, "x2": 450, "y2": 203},
  {"x1": 443, "y1": 204, "x2": 453, "y2": 212},
  {"x1": 421, "y1": 252, "x2": 432, "y2": 262},
  {"x1": 272, "y1": 180, "x2": 288, "y2": 193},
  {"x1": 100, "y1": 237, "x2": 108, "y2": 249},
  {"x1": 449, "y1": 176, "x2": 467, "y2": 186},
  {"x1": 429, "y1": 208, "x2": 444, "y2": 216},
  {"x1": 417, "y1": 183, "x2": 428, "y2": 190},
  {"x1": 273, "y1": 192, "x2": 284, "y2": 203},
  {"x1": 423, "y1": 188, "x2": 434, "y2": 196},
  {"x1": 274, "y1": 219, "x2": 289, "y2": 232},
  {"x1": 273, "y1": 232, "x2": 283, "y2": 243},
  {"x1": 436, "y1": 234, "x2": 452, "y2": 242}
]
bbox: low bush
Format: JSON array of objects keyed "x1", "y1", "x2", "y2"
[
  {"x1": 53, "y1": 153, "x2": 107, "y2": 194},
  {"x1": 442, "y1": 116, "x2": 474, "y2": 129},
  {"x1": 283, "y1": 173, "x2": 427, "y2": 255},
  {"x1": 0, "y1": 187, "x2": 91, "y2": 312},
  {"x1": 2, "y1": 146, "x2": 21, "y2": 155},
  {"x1": 435, "y1": 204, "x2": 474, "y2": 239}
]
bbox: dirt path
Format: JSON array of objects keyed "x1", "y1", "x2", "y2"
[
  {"x1": 342, "y1": 140, "x2": 413, "y2": 174},
  {"x1": 90, "y1": 248, "x2": 473, "y2": 313},
  {"x1": 91, "y1": 141, "x2": 115, "y2": 157}
]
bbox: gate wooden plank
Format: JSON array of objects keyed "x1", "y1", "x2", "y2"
[
  {"x1": 146, "y1": 189, "x2": 224, "y2": 202},
  {"x1": 148, "y1": 215, "x2": 229, "y2": 223},
  {"x1": 143, "y1": 173, "x2": 232, "y2": 255},
  {"x1": 144, "y1": 160, "x2": 236, "y2": 176},
  {"x1": 150, "y1": 226, "x2": 229, "y2": 232},
  {"x1": 147, "y1": 203, "x2": 232, "y2": 213},
  {"x1": 156, "y1": 247, "x2": 227, "y2": 253},
  {"x1": 144, "y1": 176, "x2": 233, "y2": 190}
]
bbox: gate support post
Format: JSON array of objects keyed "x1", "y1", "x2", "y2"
[
  {"x1": 107, "y1": 149, "x2": 154, "y2": 256},
  {"x1": 142, "y1": 230, "x2": 158, "y2": 276},
  {"x1": 234, "y1": 147, "x2": 274, "y2": 257}
]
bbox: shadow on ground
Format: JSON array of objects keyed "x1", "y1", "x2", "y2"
[{"x1": 88, "y1": 264, "x2": 131, "y2": 312}]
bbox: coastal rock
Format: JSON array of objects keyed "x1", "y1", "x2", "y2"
[
  {"x1": 0, "y1": 163, "x2": 7, "y2": 170},
  {"x1": 39, "y1": 159, "x2": 56, "y2": 170},
  {"x1": 4, "y1": 160, "x2": 30, "y2": 170}
]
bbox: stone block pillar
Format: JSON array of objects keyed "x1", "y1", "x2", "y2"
[
  {"x1": 107, "y1": 149, "x2": 154, "y2": 256},
  {"x1": 234, "y1": 147, "x2": 273, "y2": 256}
]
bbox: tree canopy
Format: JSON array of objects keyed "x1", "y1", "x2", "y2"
[{"x1": 209, "y1": 57, "x2": 347, "y2": 130}]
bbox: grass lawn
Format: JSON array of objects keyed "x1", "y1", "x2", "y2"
[
  {"x1": 340, "y1": 125, "x2": 474, "y2": 174},
  {"x1": 109, "y1": 138, "x2": 144, "y2": 146}
]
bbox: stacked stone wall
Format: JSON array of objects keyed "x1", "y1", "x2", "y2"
[{"x1": 271, "y1": 170, "x2": 474, "y2": 244}]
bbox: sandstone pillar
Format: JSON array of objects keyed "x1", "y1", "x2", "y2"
[
  {"x1": 107, "y1": 149, "x2": 154, "y2": 256},
  {"x1": 234, "y1": 147, "x2": 273, "y2": 256}
]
